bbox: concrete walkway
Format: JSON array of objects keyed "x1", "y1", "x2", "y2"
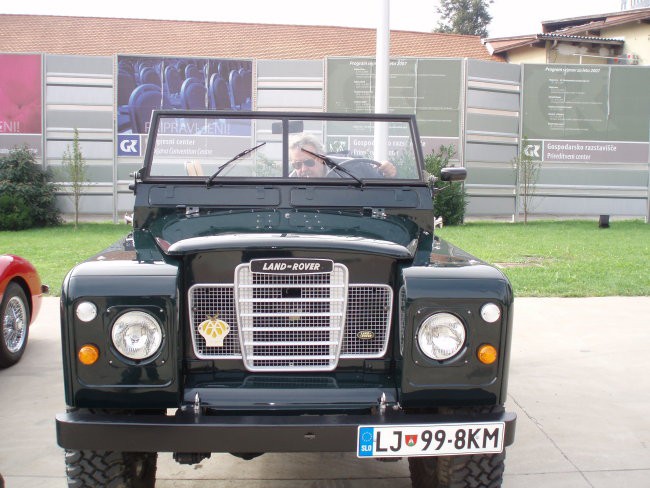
[{"x1": 1, "y1": 297, "x2": 649, "y2": 487}]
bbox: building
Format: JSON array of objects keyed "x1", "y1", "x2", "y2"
[
  {"x1": 1, "y1": 14, "x2": 648, "y2": 222},
  {"x1": 483, "y1": 7, "x2": 650, "y2": 65},
  {"x1": 0, "y1": 14, "x2": 497, "y2": 60}
]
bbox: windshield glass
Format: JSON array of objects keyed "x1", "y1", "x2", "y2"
[{"x1": 146, "y1": 113, "x2": 422, "y2": 182}]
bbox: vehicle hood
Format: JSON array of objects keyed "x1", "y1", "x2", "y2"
[{"x1": 141, "y1": 209, "x2": 428, "y2": 261}]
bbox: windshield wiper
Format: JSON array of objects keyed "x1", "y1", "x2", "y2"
[
  {"x1": 300, "y1": 147, "x2": 364, "y2": 187},
  {"x1": 206, "y1": 142, "x2": 266, "y2": 187}
]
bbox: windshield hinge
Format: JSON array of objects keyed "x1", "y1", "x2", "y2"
[{"x1": 128, "y1": 168, "x2": 143, "y2": 192}]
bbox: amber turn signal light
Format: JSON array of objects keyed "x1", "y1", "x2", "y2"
[
  {"x1": 477, "y1": 344, "x2": 498, "y2": 365},
  {"x1": 78, "y1": 344, "x2": 99, "y2": 365}
]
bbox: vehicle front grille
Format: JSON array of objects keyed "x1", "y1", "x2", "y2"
[
  {"x1": 235, "y1": 262, "x2": 348, "y2": 371},
  {"x1": 188, "y1": 263, "x2": 393, "y2": 372}
]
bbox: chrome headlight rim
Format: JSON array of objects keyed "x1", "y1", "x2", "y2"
[
  {"x1": 110, "y1": 310, "x2": 164, "y2": 362},
  {"x1": 416, "y1": 312, "x2": 467, "y2": 362}
]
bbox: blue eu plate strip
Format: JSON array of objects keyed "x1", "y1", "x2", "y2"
[{"x1": 358, "y1": 427, "x2": 375, "y2": 457}]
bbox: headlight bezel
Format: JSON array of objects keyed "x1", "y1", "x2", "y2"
[
  {"x1": 110, "y1": 309, "x2": 164, "y2": 363},
  {"x1": 416, "y1": 311, "x2": 467, "y2": 362}
]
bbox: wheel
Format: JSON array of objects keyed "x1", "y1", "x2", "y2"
[
  {"x1": 65, "y1": 450, "x2": 157, "y2": 488},
  {"x1": 327, "y1": 158, "x2": 383, "y2": 179},
  {"x1": 0, "y1": 282, "x2": 30, "y2": 368},
  {"x1": 408, "y1": 406, "x2": 506, "y2": 488},
  {"x1": 409, "y1": 451, "x2": 505, "y2": 488}
]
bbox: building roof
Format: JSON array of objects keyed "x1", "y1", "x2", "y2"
[
  {"x1": 541, "y1": 7, "x2": 650, "y2": 34},
  {"x1": 0, "y1": 14, "x2": 500, "y2": 61},
  {"x1": 483, "y1": 7, "x2": 649, "y2": 55},
  {"x1": 484, "y1": 33, "x2": 625, "y2": 55}
]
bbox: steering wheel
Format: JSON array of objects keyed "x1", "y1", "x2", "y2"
[{"x1": 326, "y1": 158, "x2": 383, "y2": 178}]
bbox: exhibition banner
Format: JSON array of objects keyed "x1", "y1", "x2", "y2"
[
  {"x1": 326, "y1": 57, "x2": 462, "y2": 154},
  {"x1": 0, "y1": 53, "x2": 42, "y2": 157},
  {"x1": 522, "y1": 64, "x2": 650, "y2": 163}
]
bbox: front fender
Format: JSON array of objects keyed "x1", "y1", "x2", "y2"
[
  {"x1": 398, "y1": 263, "x2": 513, "y2": 408},
  {"x1": 0, "y1": 254, "x2": 43, "y2": 322},
  {"x1": 60, "y1": 259, "x2": 180, "y2": 408}
]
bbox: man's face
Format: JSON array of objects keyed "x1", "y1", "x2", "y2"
[{"x1": 290, "y1": 145, "x2": 327, "y2": 178}]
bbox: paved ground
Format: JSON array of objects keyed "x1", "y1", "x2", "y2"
[{"x1": 1, "y1": 296, "x2": 649, "y2": 488}]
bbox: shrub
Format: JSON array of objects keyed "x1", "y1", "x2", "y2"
[
  {"x1": 0, "y1": 145, "x2": 62, "y2": 230},
  {"x1": 424, "y1": 144, "x2": 467, "y2": 226},
  {"x1": 0, "y1": 194, "x2": 33, "y2": 230}
]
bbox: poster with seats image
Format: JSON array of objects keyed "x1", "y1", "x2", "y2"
[{"x1": 116, "y1": 55, "x2": 253, "y2": 137}]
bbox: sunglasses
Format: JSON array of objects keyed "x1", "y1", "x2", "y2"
[{"x1": 291, "y1": 158, "x2": 319, "y2": 170}]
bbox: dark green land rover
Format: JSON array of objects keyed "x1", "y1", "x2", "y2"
[{"x1": 57, "y1": 111, "x2": 516, "y2": 488}]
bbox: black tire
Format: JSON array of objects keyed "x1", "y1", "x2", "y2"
[
  {"x1": 408, "y1": 406, "x2": 506, "y2": 488},
  {"x1": 409, "y1": 451, "x2": 505, "y2": 488},
  {"x1": 65, "y1": 450, "x2": 157, "y2": 488},
  {"x1": 0, "y1": 282, "x2": 30, "y2": 368}
]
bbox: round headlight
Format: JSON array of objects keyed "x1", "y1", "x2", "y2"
[
  {"x1": 417, "y1": 312, "x2": 466, "y2": 361},
  {"x1": 76, "y1": 301, "x2": 98, "y2": 322},
  {"x1": 480, "y1": 303, "x2": 501, "y2": 323},
  {"x1": 111, "y1": 311, "x2": 163, "y2": 361}
]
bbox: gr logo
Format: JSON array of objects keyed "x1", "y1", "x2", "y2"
[
  {"x1": 118, "y1": 135, "x2": 140, "y2": 156},
  {"x1": 523, "y1": 144, "x2": 541, "y2": 158}
]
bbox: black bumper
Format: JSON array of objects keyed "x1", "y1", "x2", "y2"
[{"x1": 56, "y1": 410, "x2": 516, "y2": 453}]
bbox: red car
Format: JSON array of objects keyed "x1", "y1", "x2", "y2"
[{"x1": 0, "y1": 255, "x2": 48, "y2": 368}]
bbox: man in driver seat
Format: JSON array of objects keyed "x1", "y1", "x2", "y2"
[{"x1": 290, "y1": 134, "x2": 397, "y2": 178}]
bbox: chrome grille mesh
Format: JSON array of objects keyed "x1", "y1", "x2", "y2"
[
  {"x1": 189, "y1": 285, "x2": 241, "y2": 358},
  {"x1": 341, "y1": 285, "x2": 392, "y2": 357},
  {"x1": 188, "y1": 263, "x2": 394, "y2": 371},
  {"x1": 235, "y1": 263, "x2": 348, "y2": 371}
]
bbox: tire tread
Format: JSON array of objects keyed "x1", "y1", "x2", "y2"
[
  {"x1": 408, "y1": 406, "x2": 507, "y2": 488},
  {"x1": 65, "y1": 449, "x2": 156, "y2": 488}
]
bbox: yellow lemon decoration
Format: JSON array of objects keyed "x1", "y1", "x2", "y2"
[{"x1": 198, "y1": 315, "x2": 230, "y2": 347}]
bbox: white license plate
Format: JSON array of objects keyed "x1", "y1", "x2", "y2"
[{"x1": 357, "y1": 422, "x2": 505, "y2": 458}]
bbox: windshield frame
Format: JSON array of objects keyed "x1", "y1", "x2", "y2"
[{"x1": 140, "y1": 110, "x2": 426, "y2": 185}]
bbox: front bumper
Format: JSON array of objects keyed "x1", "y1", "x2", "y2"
[{"x1": 56, "y1": 409, "x2": 516, "y2": 453}]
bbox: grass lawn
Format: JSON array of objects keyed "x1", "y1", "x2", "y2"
[
  {"x1": 1, "y1": 220, "x2": 648, "y2": 297},
  {"x1": 437, "y1": 219, "x2": 650, "y2": 297},
  {"x1": 1, "y1": 223, "x2": 131, "y2": 296}
]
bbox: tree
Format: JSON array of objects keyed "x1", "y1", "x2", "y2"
[
  {"x1": 435, "y1": 0, "x2": 493, "y2": 38},
  {"x1": 512, "y1": 136, "x2": 542, "y2": 223},
  {"x1": 0, "y1": 145, "x2": 61, "y2": 230},
  {"x1": 425, "y1": 144, "x2": 467, "y2": 226},
  {"x1": 62, "y1": 128, "x2": 88, "y2": 229}
]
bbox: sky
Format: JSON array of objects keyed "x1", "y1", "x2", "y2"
[{"x1": 1, "y1": 0, "x2": 623, "y2": 38}]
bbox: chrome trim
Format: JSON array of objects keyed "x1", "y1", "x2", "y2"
[{"x1": 234, "y1": 262, "x2": 349, "y2": 372}]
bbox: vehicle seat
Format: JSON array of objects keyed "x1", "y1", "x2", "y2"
[{"x1": 185, "y1": 161, "x2": 204, "y2": 176}]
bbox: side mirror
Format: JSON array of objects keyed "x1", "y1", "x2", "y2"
[{"x1": 440, "y1": 167, "x2": 467, "y2": 182}]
